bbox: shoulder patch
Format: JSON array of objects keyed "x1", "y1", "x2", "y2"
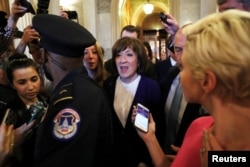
[{"x1": 53, "y1": 108, "x2": 80, "y2": 141}]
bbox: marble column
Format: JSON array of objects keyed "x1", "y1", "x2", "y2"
[
  {"x1": 48, "y1": 0, "x2": 60, "y2": 15},
  {"x1": 81, "y1": 0, "x2": 97, "y2": 37}
]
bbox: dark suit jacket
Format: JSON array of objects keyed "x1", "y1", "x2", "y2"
[
  {"x1": 0, "y1": 84, "x2": 16, "y2": 111},
  {"x1": 103, "y1": 75, "x2": 165, "y2": 167},
  {"x1": 104, "y1": 58, "x2": 117, "y2": 77},
  {"x1": 155, "y1": 57, "x2": 173, "y2": 83},
  {"x1": 160, "y1": 66, "x2": 207, "y2": 154}
]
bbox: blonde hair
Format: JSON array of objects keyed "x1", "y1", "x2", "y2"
[{"x1": 182, "y1": 10, "x2": 250, "y2": 104}]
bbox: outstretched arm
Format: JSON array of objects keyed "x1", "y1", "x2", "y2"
[
  {"x1": 160, "y1": 13, "x2": 180, "y2": 36},
  {"x1": 0, "y1": 0, "x2": 27, "y2": 56}
]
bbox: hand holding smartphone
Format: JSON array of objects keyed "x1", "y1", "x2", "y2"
[{"x1": 134, "y1": 103, "x2": 149, "y2": 132}]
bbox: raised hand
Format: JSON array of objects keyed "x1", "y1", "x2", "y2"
[
  {"x1": 160, "y1": 13, "x2": 180, "y2": 36},
  {"x1": 200, "y1": 128, "x2": 223, "y2": 167}
]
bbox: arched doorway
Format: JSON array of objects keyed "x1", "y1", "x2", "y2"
[{"x1": 111, "y1": 0, "x2": 178, "y2": 60}]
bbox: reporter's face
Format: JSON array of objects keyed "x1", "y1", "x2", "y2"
[
  {"x1": 83, "y1": 45, "x2": 99, "y2": 71},
  {"x1": 218, "y1": 0, "x2": 245, "y2": 12},
  {"x1": 12, "y1": 67, "x2": 41, "y2": 104},
  {"x1": 179, "y1": 53, "x2": 204, "y2": 104}
]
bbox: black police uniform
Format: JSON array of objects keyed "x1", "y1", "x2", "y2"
[
  {"x1": 32, "y1": 14, "x2": 114, "y2": 167},
  {"x1": 34, "y1": 68, "x2": 113, "y2": 167}
]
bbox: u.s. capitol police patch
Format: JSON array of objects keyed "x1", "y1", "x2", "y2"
[{"x1": 53, "y1": 108, "x2": 80, "y2": 141}]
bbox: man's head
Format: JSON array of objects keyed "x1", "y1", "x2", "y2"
[
  {"x1": 120, "y1": 25, "x2": 140, "y2": 39},
  {"x1": 217, "y1": 0, "x2": 250, "y2": 12},
  {"x1": 173, "y1": 28, "x2": 187, "y2": 65}
]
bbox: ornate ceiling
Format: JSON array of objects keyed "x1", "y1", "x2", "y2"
[{"x1": 120, "y1": 0, "x2": 170, "y2": 30}]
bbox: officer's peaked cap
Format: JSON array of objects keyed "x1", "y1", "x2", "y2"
[{"x1": 32, "y1": 14, "x2": 96, "y2": 58}]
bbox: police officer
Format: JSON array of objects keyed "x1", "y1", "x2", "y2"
[{"x1": 32, "y1": 14, "x2": 113, "y2": 167}]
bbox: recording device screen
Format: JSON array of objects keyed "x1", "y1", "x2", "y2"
[{"x1": 134, "y1": 103, "x2": 149, "y2": 132}]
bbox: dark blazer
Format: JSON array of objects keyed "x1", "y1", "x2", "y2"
[
  {"x1": 103, "y1": 75, "x2": 165, "y2": 167},
  {"x1": 160, "y1": 66, "x2": 207, "y2": 154},
  {"x1": 104, "y1": 58, "x2": 117, "y2": 77},
  {"x1": 0, "y1": 84, "x2": 16, "y2": 111},
  {"x1": 155, "y1": 57, "x2": 173, "y2": 83}
]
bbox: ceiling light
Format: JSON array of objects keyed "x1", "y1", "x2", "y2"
[{"x1": 143, "y1": 2, "x2": 154, "y2": 14}]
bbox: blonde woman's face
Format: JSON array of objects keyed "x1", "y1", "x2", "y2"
[
  {"x1": 180, "y1": 53, "x2": 204, "y2": 104},
  {"x1": 83, "y1": 45, "x2": 99, "y2": 71}
]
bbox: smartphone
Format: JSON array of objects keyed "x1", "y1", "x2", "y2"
[
  {"x1": 159, "y1": 12, "x2": 168, "y2": 24},
  {"x1": 134, "y1": 103, "x2": 149, "y2": 132},
  {"x1": 28, "y1": 110, "x2": 39, "y2": 123},
  {"x1": 28, "y1": 105, "x2": 44, "y2": 123},
  {"x1": 20, "y1": 0, "x2": 36, "y2": 15}
]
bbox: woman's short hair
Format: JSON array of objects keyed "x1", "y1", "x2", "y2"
[
  {"x1": 182, "y1": 10, "x2": 250, "y2": 104},
  {"x1": 112, "y1": 37, "x2": 147, "y2": 75}
]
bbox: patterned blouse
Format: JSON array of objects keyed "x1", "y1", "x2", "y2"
[{"x1": 0, "y1": 26, "x2": 15, "y2": 56}]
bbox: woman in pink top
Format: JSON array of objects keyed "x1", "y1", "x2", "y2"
[{"x1": 133, "y1": 10, "x2": 250, "y2": 167}]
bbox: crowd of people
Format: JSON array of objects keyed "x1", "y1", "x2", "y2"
[{"x1": 0, "y1": 0, "x2": 249, "y2": 167}]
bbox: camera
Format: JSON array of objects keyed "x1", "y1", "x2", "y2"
[
  {"x1": 159, "y1": 12, "x2": 168, "y2": 24},
  {"x1": 20, "y1": 0, "x2": 36, "y2": 14},
  {"x1": 37, "y1": 0, "x2": 50, "y2": 14},
  {"x1": 64, "y1": 11, "x2": 78, "y2": 20}
]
